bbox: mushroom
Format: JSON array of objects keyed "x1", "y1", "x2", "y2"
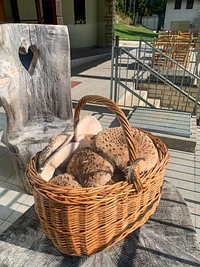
[
  {"x1": 67, "y1": 146, "x2": 115, "y2": 187},
  {"x1": 50, "y1": 173, "x2": 82, "y2": 188},
  {"x1": 37, "y1": 132, "x2": 74, "y2": 170},
  {"x1": 106, "y1": 168, "x2": 126, "y2": 185},
  {"x1": 39, "y1": 141, "x2": 80, "y2": 181},
  {"x1": 112, "y1": 168, "x2": 126, "y2": 183},
  {"x1": 95, "y1": 127, "x2": 158, "y2": 173},
  {"x1": 79, "y1": 135, "x2": 96, "y2": 148},
  {"x1": 74, "y1": 115, "x2": 102, "y2": 146}
]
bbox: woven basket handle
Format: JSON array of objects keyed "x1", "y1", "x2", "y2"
[{"x1": 74, "y1": 95, "x2": 143, "y2": 191}]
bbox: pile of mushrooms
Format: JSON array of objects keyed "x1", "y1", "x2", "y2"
[{"x1": 37, "y1": 115, "x2": 158, "y2": 188}]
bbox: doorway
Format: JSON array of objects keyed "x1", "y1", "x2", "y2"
[
  {"x1": 10, "y1": 0, "x2": 59, "y2": 24},
  {"x1": 0, "y1": 0, "x2": 7, "y2": 23},
  {"x1": 41, "y1": 0, "x2": 56, "y2": 24}
]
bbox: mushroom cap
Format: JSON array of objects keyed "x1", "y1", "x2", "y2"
[
  {"x1": 67, "y1": 146, "x2": 114, "y2": 187},
  {"x1": 50, "y1": 173, "x2": 82, "y2": 188},
  {"x1": 79, "y1": 135, "x2": 96, "y2": 148},
  {"x1": 74, "y1": 115, "x2": 102, "y2": 142},
  {"x1": 95, "y1": 127, "x2": 158, "y2": 173},
  {"x1": 37, "y1": 132, "x2": 74, "y2": 170}
]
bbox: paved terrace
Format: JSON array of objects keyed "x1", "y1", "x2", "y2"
[{"x1": 0, "y1": 52, "x2": 200, "y2": 248}]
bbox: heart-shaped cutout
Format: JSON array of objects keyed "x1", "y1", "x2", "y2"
[{"x1": 19, "y1": 45, "x2": 38, "y2": 76}]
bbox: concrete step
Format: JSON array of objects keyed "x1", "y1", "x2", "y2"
[
  {"x1": 147, "y1": 98, "x2": 161, "y2": 108},
  {"x1": 117, "y1": 89, "x2": 148, "y2": 107},
  {"x1": 70, "y1": 48, "x2": 111, "y2": 69},
  {"x1": 117, "y1": 89, "x2": 161, "y2": 108},
  {"x1": 71, "y1": 53, "x2": 110, "y2": 69}
]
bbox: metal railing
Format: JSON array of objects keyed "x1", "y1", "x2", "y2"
[{"x1": 110, "y1": 37, "x2": 200, "y2": 116}]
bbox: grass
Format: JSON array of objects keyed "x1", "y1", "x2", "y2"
[{"x1": 115, "y1": 23, "x2": 158, "y2": 41}]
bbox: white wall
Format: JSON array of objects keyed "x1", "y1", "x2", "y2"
[
  {"x1": 63, "y1": 0, "x2": 98, "y2": 49},
  {"x1": 164, "y1": 0, "x2": 199, "y2": 30}
]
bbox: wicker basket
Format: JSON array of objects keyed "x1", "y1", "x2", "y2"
[{"x1": 26, "y1": 95, "x2": 170, "y2": 256}]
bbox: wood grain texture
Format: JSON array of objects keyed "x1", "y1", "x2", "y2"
[
  {"x1": 0, "y1": 24, "x2": 73, "y2": 193},
  {"x1": 0, "y1": 181, "x2": 199, "y2": 266}
]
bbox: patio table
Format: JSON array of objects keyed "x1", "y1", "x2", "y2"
[{"x1": 0, "y1": 181, "x2": 200, "y2": 267}]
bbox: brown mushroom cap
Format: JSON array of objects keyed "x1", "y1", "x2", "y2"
[
  {"x1": 67, "y1": 146, "x2": 114, "y2": 187},
  {"x1": 95, "y1": 127, "x2": 158, "y2": 173},
  {"x1": 50, "y1": 173, "x2": 82, "y2": 188},
  {"x1": 74, "y1": 116, "x2": 102, "y2": 142}
]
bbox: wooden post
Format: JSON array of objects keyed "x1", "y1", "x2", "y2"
[
  {"x1": 35, "y1": 0, "x2": 43, "y2": 24},
  {"x1": 52, "y1": 0, "x2": 58, "y2": 24}
]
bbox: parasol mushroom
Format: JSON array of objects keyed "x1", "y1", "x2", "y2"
[
  {"x1": 74, "y1": 115, "x2": 102, "y2": 146},
  {"x1": 67, "y1": 146, "x2": 115, "y2": 187},
  {"x1": 39, "y1": 140, "x2": 79, "y2": 181},
  {"x1": 37, "y1": 132, "x2": 74, "y2": 170},
  {"x1": 50, "y1": 173, "x2": 82, "y2": 188},
  {"x1": 95, "y1": 127, "x2": 158, "y2": 173}
]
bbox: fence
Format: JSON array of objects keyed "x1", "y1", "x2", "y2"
[{"x1": 110, "y1": 37, "x2": 200, "y2": 117}]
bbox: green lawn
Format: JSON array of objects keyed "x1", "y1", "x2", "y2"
[{"x1": 115, "y1": 23, "x2": 158, "y2": 41}]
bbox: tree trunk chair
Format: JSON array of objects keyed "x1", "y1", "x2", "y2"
[{"x1": 0, "y1": 24, "x2": 73, "y2": 193}]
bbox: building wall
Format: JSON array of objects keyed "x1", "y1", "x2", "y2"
[
  {"x1": 97, "y1": 0, "x2": 107, "y2": 47},
  {"x1": 3, "y1": 0, "x2": 113, "y2": 49},
  {"x1": 17, "y1": 0, "x2": 38, "y2": 22},
  {"x1": 4, "y1": 0, "x2": 13, "y2": 22},
  {"x1": 64, "y1": 0, "x2": 98, "y2": 49},
  {"x1": 164, "y1": 0, "x2": 199, "y2": 31}
]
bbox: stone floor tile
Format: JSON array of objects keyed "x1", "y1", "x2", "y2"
[
  {"x1": 0, "y1": 154, "x2": 15, "y2": 182},
  {"x1": 0, "y1": 204, "x2": 16, "y2": 220},
  {"x1": 190, "y1": 214, "x2": 196, "y2": 228},
  {"x1": 5, "y1": 173, "x2": 20, "y2": 186},
  {"x1": 0, "y1": 181, "x2": 26, "y2": 194},
  {"x1": 0, "y1": 220, "x2": 12, "y2": 234},
  {"x1": 6, "y1": 210, "x2": 22, "y2": 224},
  {"x1": 165, "y1": 177, "x2": 195, "y2": 191},
  {"x1": 0, "y1": 185, "x2": 29, "y2": 209},
  {"x1": 23, "y1": 195, "x2": 34, "y2": 206},
  {"x1": 165, "y1": 169, "x2": 194, "y2": 182},
  {"x1": 177, "y1": 188, "x2": 196, "y2": 202},
  {"x1": 194, "y1": 166, "x2": 200, "y2": 176},
  {"x1": 7, "y1": 203, "x2": 32, "y2": 223},
  {"x1": 169, "y1": 149, "x2": 195, "y2": 158},
  {"x1": 168, "y1": 155, "x2": 195, "y2": 167},
  {"x1": 195, "y1": 229, "x2": 200, "y2": 243},
  {"x1": 166, "y1": 163, "x2": 194, "y2": 176}
]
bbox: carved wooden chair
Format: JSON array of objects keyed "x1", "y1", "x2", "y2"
[{"x1": 0, "y1": 24, "x2": 73, "y2": 193}]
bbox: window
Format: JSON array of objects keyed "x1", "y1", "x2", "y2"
[
  {"x1": 174, "y1": 0, "x2": 182, "y2": 9},
  {"x1": 186, "y1": 0, "x2": 194, "y2": 9},
  {"x1": 74, "y1": 0, "x2": 86, "y2": 24}
]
